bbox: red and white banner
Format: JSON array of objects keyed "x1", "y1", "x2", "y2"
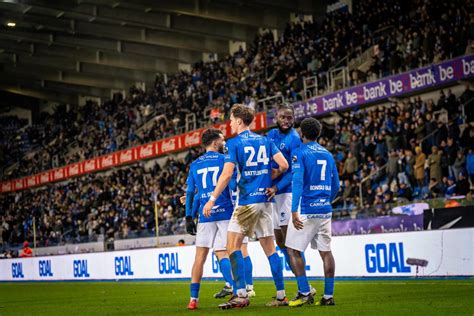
[{"x1": 0, "y1": 112, "x2": 267, "y2": 193}]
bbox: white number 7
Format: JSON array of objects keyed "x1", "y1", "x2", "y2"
[
  {"x1": 197, "y1": 166, "x2": 220, "y2": 189},
  {"x1": 317, "y1": 160, "x2": 327, "y2": 181}
]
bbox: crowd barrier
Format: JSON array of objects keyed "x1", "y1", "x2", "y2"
[{"x1": 1, "y1": 229, "x2": 472, "y2": 281}]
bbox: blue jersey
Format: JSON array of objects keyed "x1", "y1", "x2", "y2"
[
  {"x1": 291, "y1": 142, "x2": 340, "y2": 215},
  {"x1": 225, "y1": 130, "x2": 280, "y2": 205},
  {"x1": 267, "y1": 128, "x2": 301, "y2": 194},
  {"x1": 186, "y1": 151, "x2": 234, "y2": 223}
]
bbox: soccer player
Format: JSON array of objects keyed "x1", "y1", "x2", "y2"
[
  {"x1": 266, "y1": 104, "x2": 317, "y2": 295},
  {"x1": 286, "y1": 117, "x2": 340, "y2": 307},
  {"x1": 184, "y1": 128, "x2": 236, "y2": 310},
  {"x1": 203, "y1": 104, "x2": 289, "y2": 309}
]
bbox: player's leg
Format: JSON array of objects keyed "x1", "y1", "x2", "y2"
[
  {"x1": 188, "y1": 221, "x2": 217, "y2": 309},
  {"x1": 285, "y1": 216, "x2": 315, "y2": 307},
  {"x1": 314, "y1": 250, "x2": 335, "y2": 306},
  {"x1": 314, "y1": 218, "x2": 335, "y2": 306},
  {"x1": 213, "y1": 250, "x2": 234, "y2": 298},
  {"x1": 213, "y1": 220, "x2": 234, "y2": 299},
  {"x1": 241, "y1": 242, "x2": 255, "y2": 296},
  {"x1": 219, "y1": 210, "x2": 250, "y2": 309},
  {"x1": 254, "y1": 203, "x2": 287, "y2": 306},
  {"x1": 273, "y1": 194, "x2": 292, "y2": 271},
  {"x1": 188, "y1": 246, "x2": 210, "y2": 309}
]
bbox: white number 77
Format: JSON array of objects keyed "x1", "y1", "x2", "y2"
[{"x1": 317, "y1": 160, "x2": 327, "y2": 181}]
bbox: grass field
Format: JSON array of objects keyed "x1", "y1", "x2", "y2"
[{"x1": 0, "y1": 279, "x2": 473, "y2": 316}]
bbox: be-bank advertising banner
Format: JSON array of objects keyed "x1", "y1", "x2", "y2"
[
  {"x1": 268, "y1": 54, "x2": 474, "y2": 125},
  {"x1": 1, "y1": 229, "x2": 472, "y2": 281}
]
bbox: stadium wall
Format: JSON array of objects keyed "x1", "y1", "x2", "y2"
[{"x1": 1, "y1": 229, "x2": 472, "y2": 281}]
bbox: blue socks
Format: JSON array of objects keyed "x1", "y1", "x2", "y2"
[
  {"x1": 190, "y1": 282, "x2": 200, "y2": 299},
  {"x1": 296, "y1": 275, "x2": 310, "y2": 294},
  {"x1": 244, "y1": 256, "x2": 253, "y2": 286},
  {"x1": 280, "y1": 247, "x2": 291, "y2": 270},
  {"x1": 219, "y1": 258, "x2": 234, "y2": 287},
  {"x1": 230, "y1": 250, "x2": 246, "y2": 292},
  {"x1": 268, "y1": 252, "x2": 284, "y2": 291},
  {"x1": 324, "y1": 277, "x2": 335, "y2": 297}
]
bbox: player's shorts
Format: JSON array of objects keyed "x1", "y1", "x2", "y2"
[
  {"x1": 228, "y1": 203, "x2": 274, "y2": 238},
  {"x1": 196, "y1": 220, "x2": 229, "y2": 251},
  {"x1": 272, "y1": 193, "x2": 292, "y2": 229},
  {"x1": 285, "y1": 213, "x2": 332, "y2": 252}
]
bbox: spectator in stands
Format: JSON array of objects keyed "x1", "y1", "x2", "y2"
[
  {"x1": 414, "y1": 146, "x2": 426, "y2": 187},
  {"x1": 456, "y1": 171, "x2": 470, "y2": 196},
  {"x1": 467, "y1": 149, "x2": 474, "y2": 185},
  {"x1": 19, "y1": 241, "x2": 33, "y2": 258},
  {"x1": 427, "y1": 146, "x2": 442, "y2": 183}
]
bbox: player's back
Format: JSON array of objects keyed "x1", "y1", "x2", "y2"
[
  {"x1": 295, "y1": 141, "x2": 339, "y2": 215},
  {"x1": 226, "y1": 130, "x2": 277, "y2": 205},
  {"x1": 189, "y1": 151, "x2": 234, "y2": 222}
]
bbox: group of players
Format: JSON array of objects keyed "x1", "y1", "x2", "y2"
[{"x1": 182, "y1": 103, "x2": 340, "y2": 310}]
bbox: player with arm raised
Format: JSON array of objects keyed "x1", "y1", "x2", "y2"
[
  {"x1": 185, "y1": 128, "x2": 236, "y2": 310},
  {"x1": 203, "y1": 104, "x2": 289, "y2": 309},
  {"x1": 286, "y1": 118, "x2": 340, "y2": 307}
]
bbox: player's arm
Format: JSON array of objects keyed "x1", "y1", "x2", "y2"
[
  {"x1": 271, "y1": 142, "x2": 289, "y2": 179},
  {"x1": 330, "y1": 159, "x2": 341, "y2": 202},
  {"x1": 291, "y1": 149, "x2": 304, "y2": 230},
  {"x1": 184, "y1": 169, "x2": 197, "y2": 235}
]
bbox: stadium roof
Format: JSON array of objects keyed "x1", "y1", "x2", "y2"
[{"x1": 0, "y1": 0, "x2": 320, "y2": 104}]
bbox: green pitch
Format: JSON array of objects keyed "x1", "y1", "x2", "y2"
[{"x1": 0, "y1": 279, "x2": 473, "y2": 315}]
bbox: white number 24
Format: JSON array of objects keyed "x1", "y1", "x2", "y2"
[{"x1": 244, "y1": 146, "x2": 269, "y2": 167}]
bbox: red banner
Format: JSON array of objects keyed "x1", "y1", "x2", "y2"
[
  {"x1": 68, "y1": 162, "x2": 82, "y2": 177},
  {"x1": 83, "y1": 159, "x2": 97, "y2": 173},
  {"x1": 1, "y1": 112, "x2": 267, "y2": 193},
  {"x1": 26, "y1": 176, "x2": 36, "y2": 188},
  {"x1": 1, "y1": 181, "x2": 12, "y2": 193},
  {"x1": 100, "y1": 153, "x2": 117, "y2": 169},
  {"x1": 117, "y1": 149, "x2": 134, "y2": 165}
]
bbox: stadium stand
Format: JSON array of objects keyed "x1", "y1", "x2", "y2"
[
  {"x1": 0, "y1": 0, "x2": 473, "y2": 257},
  {"x1": 1, "y1": 88, "x2": 472, "y2": 254},
  {"x1": 0, "y1": 0, "x2": 470, "y2": 181}
]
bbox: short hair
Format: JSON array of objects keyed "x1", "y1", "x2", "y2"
[
  {"x1": 277, "y1": 103, "x2": 294, "y2": 114},
  {"x1": 231, "y1": 104, "x2": 254, "y2": 126},
  {"x1": 201, "y1": 128, "x2": 223, "y2": 147},
  {"x1": 300, "y1": 117, "x2": 322, "y2": 141}
]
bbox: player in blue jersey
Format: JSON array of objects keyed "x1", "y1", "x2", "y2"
[
  {"x1": 266, "y1": 104, "x2": 317, "y2": 295},
  {"x1": 185, "y1": 128, "x2": 237, "y2": 310},
  {"x1": 286, "y1": 118, "x2": 340, "y2": 307},
  {"x1": 203, "y1": 104, "x2": 289, "y2": 309}
]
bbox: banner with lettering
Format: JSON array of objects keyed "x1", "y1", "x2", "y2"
[
  {"x1": 1, "y1": 229, "x2": 472, "y2": 281},
  {"x1": 267, "y1": 54, "x2": 474, "y2": 125},
  {"x1": 0, "y1": 112, "x2": 266, "y2": 193}
]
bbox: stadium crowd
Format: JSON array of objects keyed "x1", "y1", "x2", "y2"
[
  {"x1": 0, "y1": 0, "x2": 470, "y2": 181},
  {"x1": 1, "y1": 87, "x2": 473, "y2": 252}
]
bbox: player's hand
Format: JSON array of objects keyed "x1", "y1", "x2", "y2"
[
  {"x1": 185, "y1": 216, "x2": 197, "y2": 235},
  {"x1": 292, "y1": 212, "x2": 304, "y2": 230},
  {"x1": 203, "y1": 200, "x2": 215, "y2": 217},
  {"x1": 266, "y1": 186, "x2": 278, "y2": 201},
  {"x1": 271, "y1": 168, "x2": 283, "y2": 180},
  {"x1": 179, "y1": 195, "x2": 186, "y2": 205}
]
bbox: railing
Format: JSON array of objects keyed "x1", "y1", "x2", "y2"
[
  {"x1": 303, "y1": 76, "x2": 318, "y2": 99},
  {"x1": 256, "y1": 94, "x2": 285, "y2": 113}
]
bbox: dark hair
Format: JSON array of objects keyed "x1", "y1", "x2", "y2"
[
  {"x1": 277, "y1": 103, "x2": 294, "y2": 114},
  {"x1": 300, "y1": 117, "x2": 321, "y2": 141},
  {"x1": 231, "y1": 104, "x2": 254, "y2": 126},
  {"x1": 201, "y1": 128, "x2": 223, "y2": 147}
]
